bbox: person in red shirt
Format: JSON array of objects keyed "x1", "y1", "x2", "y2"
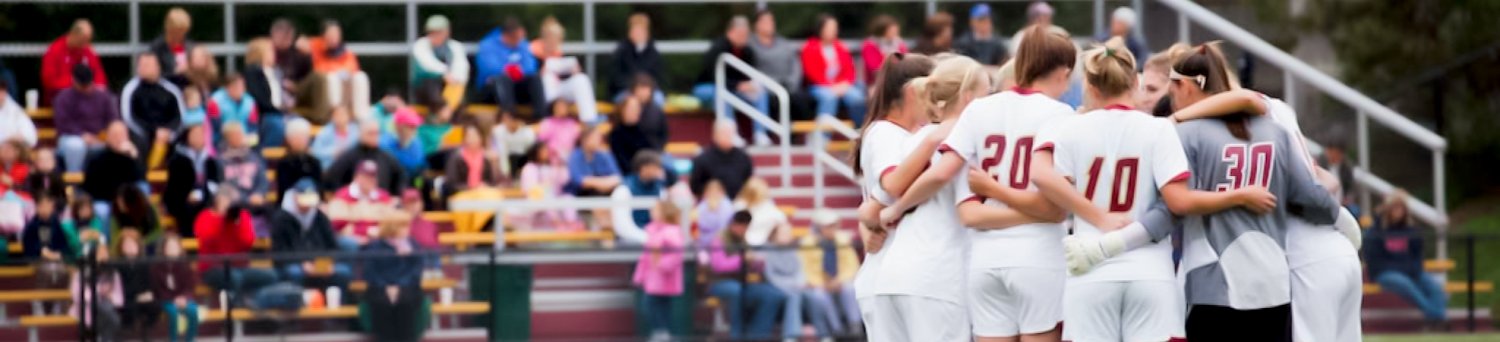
[
  {"x1": 41, "y1": 19, "x2": 107, "y2": 104},
  {"x1": 0, "y1": 139, "x2": 30, "y2": 197},
  {"x1": 801, "y1": 15, "x2": 867, "y2": 127},
  {"x1": 194, "y1": 188, "x2": 278, "y2": 302}
]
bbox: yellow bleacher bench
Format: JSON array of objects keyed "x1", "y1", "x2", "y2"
[
  {"x1": 37, "y1": 128, "x2": 56, "y2": 141},
  {"x1": 262, "y1": 147, "x2": 286, "y2": 160},
  {"x1": 147, "y1": 170, "x2": 168, "y2": 183},
  {"x1": 1363, "y1": 281, "x2": 1494, "y2": 294},
  {"x1": 0, "y1": 266, "x2": 35, "y2": 278},
  {"x1": 790, "y1": 120, "x2": 855, "y2": 134},
  {"x1": 1424, "y1": 259, "x2": 1456, "y2": 272},
  {"x1": 779, "y1": 205, "x2": 797, "y2": 218},
  {"x1": 664, "y1": 142, "x2": 702, "y2": 156},
  {"x1": 63, "y1": 172, "x2": 83, "y2": 184},
  {"x1": 438, "y1": 231, "x2": 615, "y2": 245},
  {"x1": 0, "y1": 289, "x2": 71, "y2": 303},
  {"x1": 26, "y1": 108, "x2": 53, "y2": 120}
]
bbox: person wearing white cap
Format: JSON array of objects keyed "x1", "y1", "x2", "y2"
[
  {"x1": 411, "y1": 15, "x2": 469, "y2": 123},
  {"x1": 1098, "y1": 7, "x2": 1150, "y2": 71}
]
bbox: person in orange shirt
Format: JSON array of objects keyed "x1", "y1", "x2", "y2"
[{"x1": 303, "y1": 20, "x2": 371, "y2": 122}]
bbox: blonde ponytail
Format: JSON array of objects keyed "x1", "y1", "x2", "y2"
[
  {"x1": 1082, "y1": 37, "x2": 1138, "y2": 98},
  {"x1": 916, "y1": 56, "x2": 986, "y2": 116}
]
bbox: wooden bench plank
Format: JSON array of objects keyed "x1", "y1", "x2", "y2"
[
  {"x1": 0, "y1": 266, "x2": 36, "y2": 278},
  {"x1": 27, "y1": 108, "x2": 53, "y2": 120},
  {"x1": 1363, "y1": 281, "x2": 1494, "y2": 294},
  {"x1": 664, "y1": 142, "x2": 702, "y2": 156},
  {"x1": 438, "y1": 231, "x2": 614, "y2": 245},
  {"x1": 790, "y1": 120, "x2": 854, "y2": 134},
  {"x1": 261, "y1": 147, "x2": 286, "y2": 160},
  {"x1": 0, "y1": 289, "x2": 70, "y2": 302},
  {"x1": 18, "y1": 315, "x2": 74, "y2": 326}
]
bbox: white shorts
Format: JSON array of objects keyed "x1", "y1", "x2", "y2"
[
  {"x1": 1062, "y1": 280, "x2": 1184, "y2": 342},
  {"x1": 968, "y1": 268, "x2": 1065, "y2": 337},
  {"x1": 865, "y1": 295, "x2": 969, "y2": 342},
  {"x1": 1291, "y1": 255, "x2": 1363, "y2": 342}
]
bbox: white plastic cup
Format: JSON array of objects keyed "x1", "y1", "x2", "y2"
[
  {"x1": 24, "y1": 89, "x2": 37, "y2": 111},
  {"x1": 439, "y1": 287, "x2": 454, "y2": 306},
  {"x1": 325, "y1": 286, "x2": 342, "y2": 309},
  {"x1": 218, "y1": 290, "x2": 228, "y2": 310},
  {"x1": 302, "y1": 289, "x2": 319, "y2": 307}
]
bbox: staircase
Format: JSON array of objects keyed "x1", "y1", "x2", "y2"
[{"x1": 749, "y1": 146, "x2": 863, "y2": 230}]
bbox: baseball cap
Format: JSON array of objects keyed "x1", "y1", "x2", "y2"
[
  {"x1": 292, "y1": 179, "x2": 321, "y2": 206},
  {"x1": 393, "y1": 108, "x2": 421, "y2": 128},
  {"x1": 970, "y1": 4, "x2": 993, "y2": 19},
  {"x1": 425, "y1": 15, "x2": 450, "y2": 32},
  {"x1": 357, "y1": 160, "x2": 379, "y2": 176}
]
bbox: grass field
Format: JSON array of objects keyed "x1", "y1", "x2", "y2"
[{"x1": 1365, "y1": 333, "x2": 1500, "y2": 342}]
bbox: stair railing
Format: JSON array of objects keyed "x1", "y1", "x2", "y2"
[
  {"x1": 811, "y1": 115, "x2": 860, "y2": 211},
  {"x1": 716, "y1": 53, "x2": 792, "y2": 188}
]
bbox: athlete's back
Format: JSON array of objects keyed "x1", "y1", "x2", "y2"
[
  {"x1": 1175, "y1": 115, "x2": 1341, "y2": 310},
  {"x1": 1037, "y1": 107, "x2": 1189, "y2": 283}
]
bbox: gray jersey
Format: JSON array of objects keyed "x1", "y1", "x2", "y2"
[{"x1": 1174, "y1": 116, "x2": 1341, "y2": 310}]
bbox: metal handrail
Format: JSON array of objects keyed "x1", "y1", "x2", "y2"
[
  {"x1": 1159, "y1": 0, "x2": 1450, "y2": 259},
  {"x1": 716, "y1": 52, "x2": 792, "y2": 187},
  {"x1": 810, "y1": 115, "x2": 859, "y2": 210}
]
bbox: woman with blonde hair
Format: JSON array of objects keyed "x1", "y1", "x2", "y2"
[
  {"x1": 530, "y1": 17, "x2": 600, "y2": 123},
  {"x1": 243, "y1": 38, "x2": 290, "y2": 146},
  {"x1": 360, "y1": 214, "x2": 428, "y2": 341},
  {"x1": 860, "y1": 53, "x2": 994, "y2": 340},
  {"x1": 150, "y1": 7, "x2": 195, "y2": 77},
  {"x1": 735, "y1": 177, "x2": 786, "y2": 246}
]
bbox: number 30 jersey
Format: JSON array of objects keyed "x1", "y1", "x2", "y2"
[
  {"x1": 941, "y1": 89, "x2": 1074, "y2": 271},
  {"x1": 1034, "y1": 106, "x2": 1190, "y2": 284}
]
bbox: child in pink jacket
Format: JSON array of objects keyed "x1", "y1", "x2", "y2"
[{"x1": 632, "y1": 200, "x2": 684, "y2": 340}]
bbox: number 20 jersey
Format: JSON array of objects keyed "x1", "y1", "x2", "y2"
[
  {"x1": 1034, "y1": 107, "x2": 1191, "y2": 284},
  {"x1": 941, "y1": 89, "x2": 1074, "y2": 271}
]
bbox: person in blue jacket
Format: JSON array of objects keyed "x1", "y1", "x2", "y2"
[
  {"x1": 378, "y1": 108, "x2": 426, "y2": 181},
  {"x1": 475, "y1": 17, "x2": 549, "y2": 118}
]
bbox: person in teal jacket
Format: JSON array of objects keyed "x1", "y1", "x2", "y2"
[{"x1": 208, "y1": 73, "x2": 259, "y2": 138}]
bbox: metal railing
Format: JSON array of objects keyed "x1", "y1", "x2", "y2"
[
  {"x1": 715, "y1": 52, "x2": 792, "y2": 187},
  {"x1": 1159, "y1": 0, "x2": 1451, "y2": 256},
  {"x1": 811, "y1": 115, "x2": 859, "y2": 210}
]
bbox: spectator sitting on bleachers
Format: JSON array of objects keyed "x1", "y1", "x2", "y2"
[
  {"x1": 491, "y1": 109, "x2": 535, "y2": 178},
  {"x1": 23, "y1": 194, "x2": 72, "y2": 288},
  {"x1": 269, "y1": 19, "x2": 316, "y2": 122},
  {"x1": 324, "y1": 121, "x2": 405, "y2": 195},
  {"x1": 689, "y1": 120, "x2": 753, "y2": 198},
  {"x1": 117, "y1": 231, "x2": 160, "y2": 341},
  {"x1": 181, "y1": 89, "x2": 210, "y2": 150},
  {"x1": 381, "y1": 109, "x2": 426, "y2": 178},
  {"x1": 1097, "y1": 7, "x2": 1147, "y2": 71},
  {"x1": 112, "y1": 183, "x2": 161, "y2": 245},
  {"x1": 162, "y1": 123, "x2": 220, "y2": 237},
  {"x1": 121, "y1": 53, "x2": 186, "y2": 164},
  {"x1": 476, "y1": 18, "x2": 548, "y2": 119},
  {"x1": 0, "y1": 79, "x2": 36, "y2": 147},
  {"x1": 0, "y1": 139, "x2": 29, "y2": 196},
  {"x1": 310, "y1": 107, "x2": 357, "y2": 168},
  {"x1": 632, "y1": 199, "x2": 685, "y2": 341},
  {"x1": 538, "y1": 99, "x2": 582, "y2": 159},
  {"x1": 328, "y1": 160, "x2": 397, "y2": 244},
  {"x1": 514, "y1": 144, "x2": 580, "y2": 231},
  {"x1": 799, "y1": 210, "x2": 861, "y2": 335},
  {"x1": 398, "y1": 189, "x2": 441, "y2": 275},
  {"x1": 749, "y1": 10, "x2": 803, "y2": 94},
  {"x1": 65, "y1": 194, "x2": 106, "y2": 247},
  {"x1": 27, "y1": 148, "x2": 66, "y2": 202},
  {"x1": 152, "y1": 234, "x2": 199, "y2": 342},
  {"x1": 271, "y1": 180, "x2": 352, "y2": 289},
  {"x1": 244, "y1": 38, "x2": 290, "y2": 147},
  {"x1": 566, "y1": 125, "x2": 621, "y2": 197},
  {"x1": 219, "y1": 122, "x2": 270, "y2": 207},
  {"x1": 181, "y1": 46, "x2": 220, "y2": 105},
  {"x1": 442, "y1": 122, "x2": 500, "y2": 198},
  {"x1": 695, "y1": 180, "x2": 734, "y2": 248},
  {"x1": 764, "y1": 224, "x2": 833, "y2": 338},
  {"x1": 861, "y1": 15, "x2": 908, "y2": 82},
  {"x1": 610, "y1": 13, "x2": 665, "y2": 104},
  {"x1": 608, "y1": 74, "x2": 669, "y2": 173},
  {"x1": 531, "y1": 17, "x2": 600, "y2": 123},
  {"x1": 802, "y1": 15, "x2": 867, "y2": 127},
  {"x1": 955, "y1": 4, "x2": 1009, "y2": 65},
  {"x1": 54, "y1": 64, "x2": 119, "y2": 171},
  {"x1": 1010, "y1": 1, "x2": 1068, "y2": 54},
  {"x1": 695, "y1": 16, "x2": 771, "y2": 145},
  {"x1": 1366, "y1": 190, "x2": 1448, "y2": 329},
  {"x1": 368, "y1": 90, "x2": 406, "y2": 136},
  {"x1": 622, "y1": 151, "x2": 670, "y2": 227},
  {"x1": 913, "y1": 12, "x2": 954, "y2": 55},
  {"x1": 306, "y1": 20, "x2": 371, "y2": 119},
  {"x1": 151, "y1": 8, "x2": 196, "y2": 84},
  {"x1": 736, "y1": 178, "x2": 784, "y2": 246},
  {"x1": 197, "y1": 187, "x2": 276, "y2": 302},
  {"x1": 360, "y1": 214, "x2": 428, "y2": 342},
  {"x1": 83, "y1": 122, "x2": 146, "y2": 223},
  {"x1": 41, "y1": 19, "x2": 107, "y2": 104},
  {"x1": 69, "y1": 245, "x2": 123, "y2": 338},
  {"x1": 707, "y1": 210, "x2": 786, "y2": 339},
  {"x1": 209, "y1": 73, "x2": 260, "y2": 140},
  {"x1": 276, "y1": 118, "x2": 323, "y2": 200},
  {"x1": 411, "y1": 15, "x2": 469, "y2": 123}
]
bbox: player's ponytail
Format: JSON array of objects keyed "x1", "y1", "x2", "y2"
[
  {"x1": 1173, "y1": 41, "x2": 1251, "y2": 140},
  {"x1": 1014, "y1": 26, "x2": 1077, "y2": 89},
  {"x1": 913, "y1": 56, "x2": 985, "y2": 119},
  {"x1": 1082, "y1": 37, "x2": 1137, "y2": 99},
  {"x1": 851, "y1": 52, "x2": 935, "y2": 176}
]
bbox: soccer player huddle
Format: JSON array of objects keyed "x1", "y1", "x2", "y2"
[{"x1": 853, "y1": 27, "x2": 1364, "y2": 342}]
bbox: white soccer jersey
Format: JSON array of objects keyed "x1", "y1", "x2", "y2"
[
  {"x1": 1035, "y1": 106, "x2": 1190, "y2": 284},
  {"x1": 871, "y1": 124, "x2": 971, "y2": 304},
  {"x1": 1265, "y1": 96, "x2": 1358, "y2": 268},
  {"x1": 941, "y1": 90, "x2": 1074, "y2": 270},
  {"x1": 854, "y1": 120, "x2": 916, "y2": 301}
]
